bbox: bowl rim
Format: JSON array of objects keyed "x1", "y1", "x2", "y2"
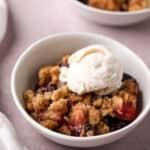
[
  {"x1": 11, "y1": 32, "x2": 150, "y2": 142},
  {"x1": 71, "y1": 0, "x2": 150, "y2": 16}
]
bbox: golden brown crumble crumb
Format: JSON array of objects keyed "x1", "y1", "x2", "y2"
[
  {"x1": 23, "y1": 90, "x2": 34, "y2": 100},
  {"x1": 92, "y1": 98, "x2": 103, "y2": 108},
  {"x1": 86, "y1": 130, "x2": 94, "y2": 136},
  {"x1": 26, "y1": 102, "x2": 34, "y2": 112},
  {"x1": 101, "y1": 98, "x2": 113, "y2": 117},
  {"x1": 23, "y1": 90, "x2": 35, "y2": 112},
  {"x1": 33, "y1": 93, "x2": 50, "y2": 112},
  {"x1": 51, "y1": 85, "x2": 69, "y2": 101},
  {"x1": 88, "y1": 106, "x2": 101, "y2": 125},
  {"x1": 43, "y1": 92, "x2": 51, "y2": 101},
  {"x1": 38, "y1": 66, "x2": 51, "y2": 86},
  {"x1": 50, "y1": 66, "x2": 60, "y2": 84},
  {"x1": 49, "y1": 98, "x2": 68, "y2": 115},
  {"x1": 58, "y1": 124, "x2": 72, "y2": 135},
  {"x1": 83, "y1": 94, "x2": 92, "y2": 105},
  {"x1": 39, "y1": 119, "x2": 58, "y2": 129},
  {"x1": 68, "y1": 93, "x2": 83, "y2": 103},
  {"x1": 96, "y1": 122, "x2": 110, "y2": 134},
  {"x1": 128, "y1": 0, "x2": 149, "y2": 11}
]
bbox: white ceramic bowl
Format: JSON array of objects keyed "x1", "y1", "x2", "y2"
[
  {"x1": 69, "y1": 0, "x2": 150, "y2": 26},
  {"x1": 11, "y1": 33, "x2": 150, "y2": 148},
  {"x1": 0, "y1": 0, "x2": 7, "y2": 42}
]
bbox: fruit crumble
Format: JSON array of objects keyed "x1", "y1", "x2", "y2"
[
  {"x1": 23, "y1": 54, "x2": 140, "y2": 137},
  {"x1": 79, "y1": 0, "x2": 149, "y2": 12}
]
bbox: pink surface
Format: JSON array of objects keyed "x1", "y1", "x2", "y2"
[{"x1": 0, "y1": 0, "x2": 150, "y2": 150}]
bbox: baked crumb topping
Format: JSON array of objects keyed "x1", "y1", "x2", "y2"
[{"x1": 23, "y1": 55, "x2": 140, "y2": 136}]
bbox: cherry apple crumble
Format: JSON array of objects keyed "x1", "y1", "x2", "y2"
[
  {"x1": 23, "y1": 54, "x2": 140, "y2": 137},
  {"x1": 79, "y1": 0, "x2": 149, "y2": 12}
]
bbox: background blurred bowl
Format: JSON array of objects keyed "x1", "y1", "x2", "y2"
[
  {"x1": 11, "y1": 32, "x2": 150, "y2": 147},
  {"x1": 0, "y1": 0, "x2": 7, "y2": 43},
  {"x1": 69, "y1": 0, "x2": 150, "y2": 26}
]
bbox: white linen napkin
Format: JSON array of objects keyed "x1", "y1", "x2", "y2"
[{"x1": 0, "y1": 112, "x2": 28, "y2": 150}]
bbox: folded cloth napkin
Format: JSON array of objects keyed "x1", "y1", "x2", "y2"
[
  {"x1": 0, "y1": 112, "x2": 28, "y2": 150},
  {"x1": 0, "y1": 0, "x2": 7, "y2": 43}
]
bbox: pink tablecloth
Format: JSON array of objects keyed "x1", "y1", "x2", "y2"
[{"x1": 1, "y1": 0, "x2": 150, "y2": 150}]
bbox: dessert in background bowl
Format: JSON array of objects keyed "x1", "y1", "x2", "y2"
[
  {"x1": 11, "y1": 33, "x2": 150, "y2": 147},
  {"x1": 69, "y1": 0, "x2": 150, "y2": 26},
  {"x1": 84, "y1": 0, "x2": 149, "y2": 12}
]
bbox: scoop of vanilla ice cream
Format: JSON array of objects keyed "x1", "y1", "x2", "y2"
[{"x1": 59, "y1": 45, "x2": 123, "y2": 95}]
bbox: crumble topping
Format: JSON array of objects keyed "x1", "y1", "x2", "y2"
[{"x1": 23, "y1": 54, "x2": 140, "y2": 137}]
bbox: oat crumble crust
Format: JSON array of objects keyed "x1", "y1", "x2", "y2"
[{"x1": 23, "y1": 54, "x2": 140, "y2": 137}]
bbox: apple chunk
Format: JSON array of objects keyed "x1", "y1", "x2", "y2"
[{"x1": 112, "y1": 95, "x2": 136, "y2": 121}]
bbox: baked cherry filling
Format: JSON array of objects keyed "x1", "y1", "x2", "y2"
[{"x1": 23, "y1": 55, "x2": 141, "y2": 137}]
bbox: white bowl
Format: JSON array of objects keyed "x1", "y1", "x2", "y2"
[
  {"x1": 11, "y1": 32, "x2": 150, "y2": 148},
  {"x1": 0, "y1": 0, "x2": 7, "y2": 42},
  {"x1": 69, "y1": 0, "x2": 150, "y2": 26}
]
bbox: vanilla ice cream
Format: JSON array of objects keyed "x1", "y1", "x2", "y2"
[{"x1": 59, "y1": 45, "x2": 123, "y2": 95}]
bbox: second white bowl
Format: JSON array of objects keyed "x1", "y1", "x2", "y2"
[{"x1": 70, "y1": 0, "x2": 150, "y2": 26}]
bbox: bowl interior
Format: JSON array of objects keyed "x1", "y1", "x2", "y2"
[{"x1": 13, "y1": 33, "x2": 150, "y2": 123}]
